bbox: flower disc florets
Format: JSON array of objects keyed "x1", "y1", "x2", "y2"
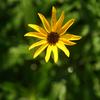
[{"x1": 47, "y1": 32, "x2": 59, "y2": 45}]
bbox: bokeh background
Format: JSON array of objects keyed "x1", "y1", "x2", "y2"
[{"x1": 0, "y1": 0, "x2": 100, "y2": 100}]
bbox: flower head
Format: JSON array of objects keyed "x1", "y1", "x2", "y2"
[{"x1": 24, "y1": 6, "x2": 81, "y2": 63}]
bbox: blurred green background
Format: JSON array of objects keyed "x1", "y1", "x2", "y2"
[{"x1": 0, "y1": 0, "x2": 100, "y2": 100}]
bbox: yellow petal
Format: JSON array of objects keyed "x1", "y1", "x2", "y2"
[
  {"x1": 29, "y1": 40, "x2": 47, "y2": 50},
  {"x1": 59, "y1": 19, "x2": 75, "y2": 35},
  {"x1": 38, "y1": 13, "x2": 51, "y2": 33},
  {"x1": 33, "y1": 43, "x2": 48, "y2": 58},
  {"x1": 57, "y1": 41, "x2": 70, "y2": 57},
  {"x1": 51, "y1": 6, "x2": 57, "y2": 27},
  {"x1": 60, "y1": 38, "x2": 76, "y2": 46},
  {"x1": 24, "y1": 32, "x2": 46, "y2": 39},
  {"x1": 45, "y1": 45, "x2": 52, "y2": 62},
  {"x1": 52, "y1": 11, "x2": 64, "y2": 32},
  {"x1": 61, "y1": 33, "x2": 82, "y2": 40},
  {"x1": 52, "y1": 46, "x2": 58, "y2": 63},
  {"x1": 28, "y1": 24, "x2": 47, "y2": 35}
]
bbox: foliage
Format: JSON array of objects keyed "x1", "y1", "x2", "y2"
[{"x1": 0, "y1": 0, "x2": 100, "y2": 100}]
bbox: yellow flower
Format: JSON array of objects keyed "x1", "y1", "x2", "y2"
[{"x1": 24, "y1": 6, "x2": 81, "y2": 63}]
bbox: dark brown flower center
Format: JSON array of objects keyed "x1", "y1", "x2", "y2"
[{"x1": 47, "y1": 32, "x2": 59, "y2": 45}]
